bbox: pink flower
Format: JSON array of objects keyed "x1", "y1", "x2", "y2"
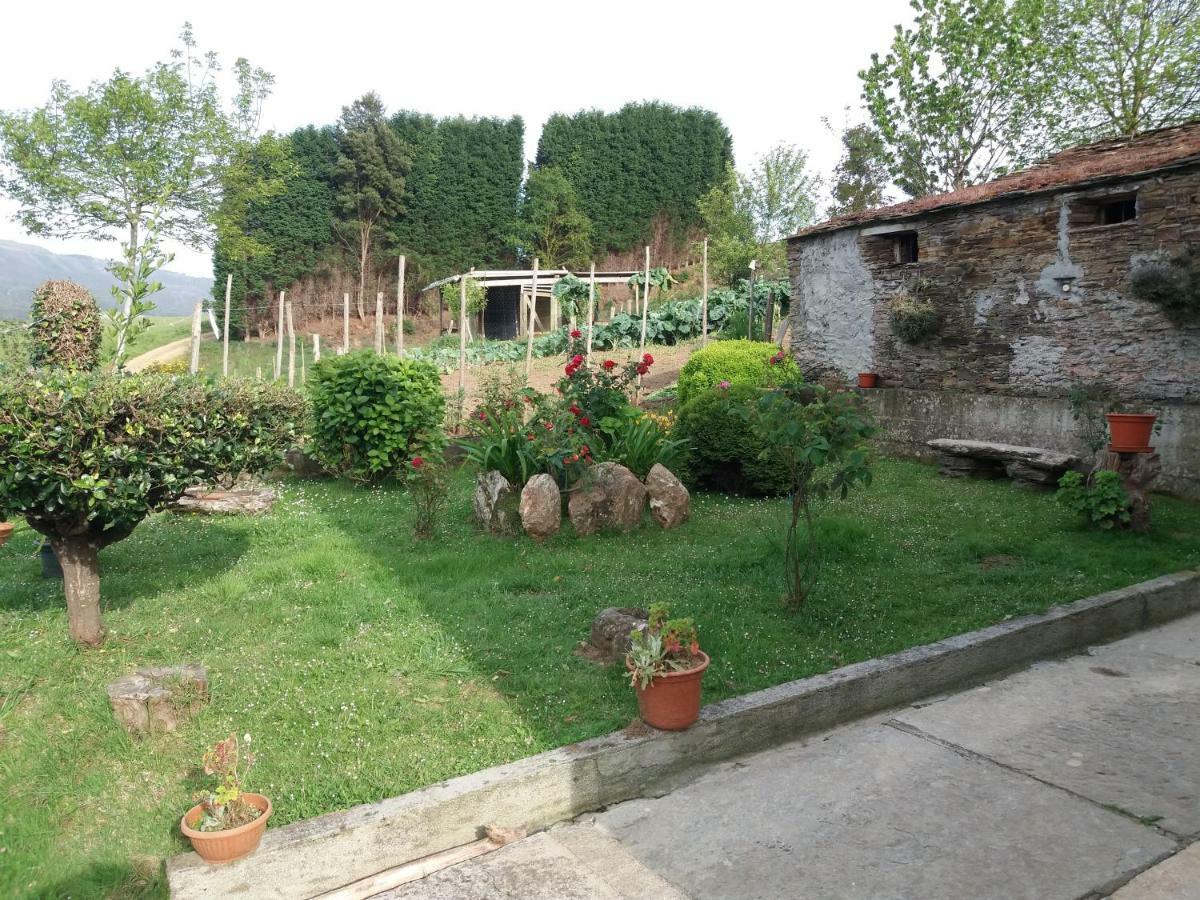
[{"x1": 718, "y1": 380, "x2": 731, "y2": 390}]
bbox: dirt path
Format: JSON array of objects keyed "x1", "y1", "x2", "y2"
[{"x1": 125, "y1": 338, "x2": 193, "y2": 372}]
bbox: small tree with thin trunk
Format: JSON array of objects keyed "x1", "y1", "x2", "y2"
[{"x1": 0, "y1": 373, "x2": 304, "y2": 646}]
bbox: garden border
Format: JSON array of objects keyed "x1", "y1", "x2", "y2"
[{"x1": 168, "y1": 569, "x2": 1200, "y2": 899}]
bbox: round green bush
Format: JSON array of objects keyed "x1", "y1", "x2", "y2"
[
  {"x1": 677, "y1": 340, "x2": 797, "y2": 405},
  {"x1": 29, "y1": 280, "x2": 101, "y2": 371},
  {"x1": 674, "y1": 383, "x2": 790, "y2": 496},
  {"x1": 308, "y1": 351, "x2": 445, "y2": 482}
]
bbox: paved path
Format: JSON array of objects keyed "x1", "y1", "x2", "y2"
[{"x1": 388, "y1": 613, "x2": 1200, "y2": 899}]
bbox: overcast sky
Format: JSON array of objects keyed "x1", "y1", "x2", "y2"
[{"x1": 0, "y1": 0, "x2": 907, "y2": 278}]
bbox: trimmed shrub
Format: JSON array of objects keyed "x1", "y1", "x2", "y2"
[
  {"x1": 676, "y1": 340, "x2": 797, "y2": 405},
  {"x1": 29, "y1": 280, "x2": 102, "y2": 371},
  {"x1": 308, "y1": 351, "x2": 444, "y2": 483},
  {"x1": 674, "y1": 384, "x2": 790, "y2": 496},
  {"x1": 1130, "y1": 254, "x2": 1200, "y2": 325}
]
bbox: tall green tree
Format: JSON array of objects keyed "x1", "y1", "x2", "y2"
[
  {"x1": 1050, "y1": 0, "x2": 1200, "y2": 140},
  {"x1": 860, "y1": 0, "x2": 1056, "y2": 197},
  {"x1": 827, "y1": 122, "x2": 893, "y2": 216},
  {"x1": 333, "y1": 93, "x2": 409, "y2": 319},
  {"x1": 0, "y1": 24, "x2": 276, "y2": 368},
  {"x1": 509, "y1": 166, "x2": 593, "y2": 268},
  {"x1": 699, "y1": 145, "x2": 821, "y2": 283}
]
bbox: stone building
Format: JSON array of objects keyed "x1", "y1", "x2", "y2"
[{"x1": 787, "y1": 123, "x2": 1200, "y2": 497}]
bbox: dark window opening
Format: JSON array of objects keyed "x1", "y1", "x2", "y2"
[
  {"x1": 1100, "y1": 197, "x2": 1137, "y2": 225},
  {"x1": 894, "y1": 232, "x2": 919, "y2": 264}
]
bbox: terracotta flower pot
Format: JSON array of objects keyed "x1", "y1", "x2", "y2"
[
  {"x1": 181, "y1": 794, "x2": 272, "y2": 864},
  {"x1": 1106, "y1": 413, "x2": 1157, "y2": 453},
  {"x1": 629, "y1": 652, "x2": 710, "y2": 731},
  {"x1": 0, "y1": 523, "x2": 12, "y2": 548},
  {"x1": 857, "y1": 373, "x2": 879, "y2": 389}
]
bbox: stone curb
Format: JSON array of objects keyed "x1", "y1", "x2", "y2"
[{"x1": 167, "y1": 570, "x2": 1200, "y2": 898}]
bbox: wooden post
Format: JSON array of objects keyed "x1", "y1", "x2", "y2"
[
  {"x1": 274, "y1": 292, "x2": 285, "y2": 380},
  {"x1": 255, "y1": 367, "x2": 262, "y2": 381},
  {"x1": 700, "y1": 238, "x2": 709, "y2": 346},
  {"x1": 458, "y1": 274, "x2": 468, "y2": 394},
  {"x1": 525, "y1": 258, "x2": 538, "y2": 376},
  {"x1": 374, "y1": 292, "x2": 384, "y2": 354},
  {"x1": 396, "y1": 255, "x2": 406, "y2": 355},
  {"x1": 189, "y1": 300, "x2": 202, "y2": 375},
  {"x1": 300, "y1": 340, "x2": 307, "y2": 385},
  {"x1": 286, "y1": 301, "x2": 296, "y2": 389},
  {"x1": 585, "y1": 262, "x2": 596, "y2": 364},
  {"x1": 222, "y1": 273, "x2": 232, "y2": 377},
  {"x1": 763, "y1": 287, "x2": 775, "y2": 341},
  {"x1": 342, "y1": 292, "x2": 350, "y2": 354},
  {"x1": 313, "y1": 333, "x2": 321, "y2": 363},
  {"x1": 638, "y1": 245, "x2": 651, "y2": 354}
]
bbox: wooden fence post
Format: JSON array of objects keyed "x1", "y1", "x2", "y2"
[
  {"x1": 274, "y1": 292, "x2": 285, "y2": 380},
  {"x1": 525, "y1": 259, "x2": 538, "y2": 376},
  {"x1": 585, "y1": 262, "x2": 596, "y2": 364},
  {"x1": 375, "y1": 292, "x2": 384, "y2": 354},
  {"x1": 286, "y1": 301, "x2": 296, "y2": 388},
  {"x1": 700, "y1": 237, "x2": 709, "y2": 346},
  {"x1": 638, "y1": 245, "x2": 651, "y2": 358},
  {"x1": 189, "y1": 300, "x2": 202, "y2": 375},
  {"x1": 313, "y1": 333, "x2": 321, "y2": 363},
  {"x1": 458, "y1": 274, "x2": 468, "y2": 394},
  {"x1": 342, "y1": 292, "x2": 350, "y2": 355},
  {"x1": 222, "y1": 273, "x2": 232, "y2": 377},
  {"x1": 396, "y1": 255, "x2": 406, "y2": 355}
]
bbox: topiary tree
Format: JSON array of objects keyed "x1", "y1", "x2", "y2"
[
  {"x1": 0, "y1": 373, "x2": 305, "y2": 646},
  {"x1": 308, "y1": 351, "x2": 445, "y2": 483},
  {"x1": 28, "y1": 280, "x2": 102, "y2": 371},
  {"x1": 677, "y1": 340, "x2": 798, "y2": 405}
]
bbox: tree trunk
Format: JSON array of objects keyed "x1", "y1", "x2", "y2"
[
  {"x1": 52, "y1": 537, "x2": 105, "y2": 647},
  {"x1": 357, "y1": 226, "x2": 369, "y2": 321}
]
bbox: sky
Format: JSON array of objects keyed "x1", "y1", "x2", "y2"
[{"x1": 0, "y1": 0, "x2": 908, "y2": 278}]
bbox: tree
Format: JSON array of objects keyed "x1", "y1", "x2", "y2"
[
  {"x1": 0, "y1": 373, "x2": 304, "y2": 645},
  {"x1": 0, "y1": 24, "x2": 277, "y2": 368},
  {"x1": 332, "y1": 93, "x2": 410, "y2": 320},
  {"x1": 860, "y1": 0, "x2": 1056, "y2": 197},
  {"x1": 509, "y1": 166, "x2": 593, "y2": 268},
  {"x1": 698, "y1": 145, "x2": 821, "y2": 283},
  {"x1": 827, "y1": 122, "x2": 893, "y2": 216},
  {"x1": 1050, "y1": 0, "x2": 1200, "y2": 141}
]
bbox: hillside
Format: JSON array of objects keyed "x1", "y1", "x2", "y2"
[{"x1": 0, "y1": 240, "x2": 211, "y2": 319}]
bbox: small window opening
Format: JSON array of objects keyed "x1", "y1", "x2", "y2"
[
  {"x1": 1100, "y1": 197, "x2": 1136, "y2": 225},
  {"x1": 894, "y1": 232, "x2": 919, "y2": 263}
]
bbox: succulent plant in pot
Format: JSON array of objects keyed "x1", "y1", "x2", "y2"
[
  {"x1": 626, "y1": 604, "x2": 709, "y2": 731},
  {"x1": 182, "y1": 734, "x2": 271, "y2": 864}
]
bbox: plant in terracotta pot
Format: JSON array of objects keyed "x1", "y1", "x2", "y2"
[
  {"x1": 857, "y1": 373, "x2": 879, "y2": 388},
  {"x1": 626, "y1": 604, "x2": 709, "y2": 731},
  {"x1": 182, "y1": 734, "x2": 271, "y2": 864},
  {"x1": 0, "y1": 511, "x2": 12, "y2": 548},
  {"x1": 1106, "y1": 404, "x2": 1161, "y2": 453}
]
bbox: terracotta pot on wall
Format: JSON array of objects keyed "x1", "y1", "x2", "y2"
[
  {"x1": 1106, "y1": 413, "x2": 1157, "y2": 453},
  {"x1": 630, "y1": 652, "x2": 710, "y2": 731},
  {"x1": 181, "y1": 794, "x2": 272, "y2": 864},
  {"x1": 857, "y1": 373, "x2": 879, "y2": 388}
]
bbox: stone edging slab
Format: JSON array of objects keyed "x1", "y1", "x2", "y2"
[{"x1": 167, "y1": 570, "x2": 1200, "y2": 898}]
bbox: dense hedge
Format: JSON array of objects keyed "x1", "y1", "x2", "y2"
[
  {"x1": 674, "y1": 384, "x2": 790, "y2": 496},
  {"x1": 28, "y1": 280, "x2": 101, "y2": 371},
  {"x1": 677, "y1": 340, "x2": 797, "y2": 405},
  {"x1": 307, "y1": 351, "x2": 444, "y2": 482}
]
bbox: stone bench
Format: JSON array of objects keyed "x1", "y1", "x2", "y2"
[{"x1": 927, "y1": 439, "x2": 1083, "y2": 488}]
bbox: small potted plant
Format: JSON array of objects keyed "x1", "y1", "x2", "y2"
[
  {"x1": 181, "y1": 734, "x2": 271, "y2": 864},
  {"x1": 857, "y1": 373, "x2": 879, "y2": 388},
  {"x1": 1106, "y1": 406, "x2": 1158, "y2": 453},
  {"x1": 0, "y1": 510, "x2": 12, "y2": 548},
  {"x1": 626, "y1": 604, "x2": 709, "y2": 731}
]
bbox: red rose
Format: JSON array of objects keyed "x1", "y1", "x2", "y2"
[
  {"x1": 570, "y1": 329, "x2": 582, "y2": 338},
  {"x1": 526, "y1": 433, "x2": 536, "y2": 441},
  {"x1": 571, "y1": 354, "x2": 583, "y2": 365},
  {"x1": 476, "y1": 410, "x2": 487, "y2": 420},
  {"x1": 636, "y1": 362, "x2": 649, "y2": 375},
  {"x1": 569, "y1": 404, "x2": 581, "y2": 415},
  {"x1": 580, "y1": 444, "x2": 589, "y2": 454},
  {"x1": 643, "y1": 353, "x2": 654, "y2": 365},
  {"x1": 411, "y1": 457, "x2": 424, "y2": 468},
  {"x1": 564, "y1": 365, "x2": 575, "y2": 376},
  {"x1": 579, "y1": 416, "x2": 590, "y2": 427},
  {"x1": 544, "y1": 421, "x2": 554, "y2": 430},
  {"x1": 602, "y1": 359, "x2": 616, "y2": 370}
]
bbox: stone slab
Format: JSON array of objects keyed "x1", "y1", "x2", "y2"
[
  {"x1": 927, "y1": 438, "x2": 1080, "y2": 470},
  {"x1": 896, "y1": 614, "x2": 1200, "y2": 836},
  {"x1": 595, "y1": 724, "x2": 1174, "y2": 900},
  {"x1": 1113, "y1": 844, "x2": 1200, "y2": 900}
]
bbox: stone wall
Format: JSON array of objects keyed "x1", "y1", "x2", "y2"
[{"x1": 787, "y1": 165, "x2": 1200, "y2": 495}]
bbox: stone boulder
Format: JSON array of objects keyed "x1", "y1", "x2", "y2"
[
  {"x1": 473, "y1": 471, "x2": 519, "y2": 535},
  {"x1": 587, "y1": 607, "x2": 649, "y2": 664},
  {"x1": 568, "y1": 462, "x2": 647, "y2": 535},
  {"x1": 644, "y1": 463, "x2": 690, "y2": 529},
  {"x1": 107, "y1": 664, "x2": 208, "y2": 734},
  {"x1": 174, "y1": 487, "x2": 277, "y2": 516},
  {"x1": 520, "y1": 474, "x2": 562, "y2": 540}
]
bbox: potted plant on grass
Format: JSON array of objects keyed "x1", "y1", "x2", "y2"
[
  {"x1": 626, "y1": 604, "x2": 709, "y2": 731},
  {"x1": 0, "y1": 509, "x2": 12, "y2": 548},
  {"x1": 182, "y1": 734, "x2": 271, "y2": 864}
]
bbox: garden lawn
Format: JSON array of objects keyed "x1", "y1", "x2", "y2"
[{"x1": 1, "y1": 459, "x2": 1199, "y2": 898}]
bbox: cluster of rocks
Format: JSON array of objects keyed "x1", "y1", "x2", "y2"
[{"x1": 474, "y1": 462, "x2": 690, "y2": 540}]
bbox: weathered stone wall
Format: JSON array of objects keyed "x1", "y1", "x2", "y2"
[{"x1": 787, "y1": 166, "x2": 1200, "y2": 495}]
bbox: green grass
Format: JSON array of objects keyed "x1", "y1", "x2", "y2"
[
  {"x1": 197, "y1": 339, "x2": 289, "y2": 380},
  {"x1": 101, "y1": 316, "x2": 194, "y2": 363},
  {"x1": 1, "y1": 459, "x2": 1198, "y2": 897}
]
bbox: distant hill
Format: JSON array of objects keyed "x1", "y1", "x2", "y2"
[{"x1": 0, "y1": 240, "x2": 211, "y2": 319}]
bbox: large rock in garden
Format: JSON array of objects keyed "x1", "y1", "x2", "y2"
[
  {"x1": 568, "y1": 462, "x2": 647, "y2": 535},
  {"x1": 107, "y1": 664, "x2": 208, "y2": 734},
  {"x1": 174, "y1": 486, "x2": 277, "y2": 516},
  {"x1": 520, "y1": 474, "x2": 561, "y2": 539},
  {"x1": 644, "y1": 463, "x2": 690, "y2": 529},
  {"x1": 473, "y1": 471, "x2": 519, "y2": 535},
  {"x1": 587, "y1": 607, "x2": 649, "y2": 664}
]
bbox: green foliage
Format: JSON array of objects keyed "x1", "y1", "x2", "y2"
[
  {"x1": 675, "y1": 384, "x2": 791, "y2": 496},
  {"x1": 28, "y1": 280, "x2": 101, "y2": 371},
  {"x1": 827, "y1": 120, "x2": 893, "y2": 216},
  {"x1": 409, "y1": 455, "x2": 447, "y2": 539},
  {"x1": 308, "y1": 351, "x2": 444, "y2": 483},
  {"x1": 0, "y1": 321, "x2": 29, "y2": 375},
  {"x1": 889, "y1": 291, "x2": 941, "y2": 343},
  {"x1": 596, "y1": 408, "x2": 687, "y2": 480},
  {"x1": 677, "y1": 340, "x2": 797, "y2": 404},
  {"x1": 509, "y1": 166, "x2": 593, "y2": 267},
  {"x1": 441, "y1": 276, "x2": 488, "y2": 317},
  {"x1": 1056, "y1": 470, "x2": 1132, "y2": 529},
  {"x1": 1130, "y1": 254, "x2": 1200, "y2": 324},
  {"x1": 535, "y1": 102, "x2": 732, "y2": 253},
  {"x1": 626, "y1": 604, "x2": 702, "y2": 688}
]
